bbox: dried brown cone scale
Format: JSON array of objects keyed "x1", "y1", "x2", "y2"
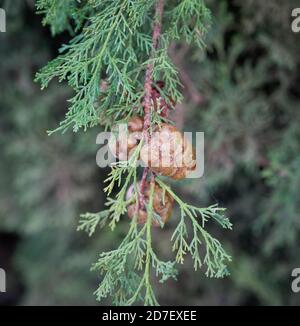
[
  {"x1": 126, "y1": 181, "x2": 174, "y2": 227},
  {"x1": 140, "y1": 123, "x2": 196, "y2": 180},
  {"x1": 128, "y1": 116, "x2": 144, "y2": 132},
  {"x1": 108, "y1": 116, "x2": 143, "y2": 160}
]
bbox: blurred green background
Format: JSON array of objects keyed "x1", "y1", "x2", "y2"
[{"x1": 0, "y1": 0, "x2": 300, "y2": 305}]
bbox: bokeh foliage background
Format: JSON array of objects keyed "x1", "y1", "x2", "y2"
[{"x1": 0, "y1": 0, "x2": 300, "y2": 305}]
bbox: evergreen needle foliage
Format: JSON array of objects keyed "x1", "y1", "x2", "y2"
[{"x1": 36, "y1": 0, "x2": 232, "y2": 305}]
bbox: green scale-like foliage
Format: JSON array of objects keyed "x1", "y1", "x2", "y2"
[
  {"x1": 35, "y1": 0, "x2": 232, "y2": 305},
  {"x1": 35, "y1": 0, "x2": 211, "y2": 133}
]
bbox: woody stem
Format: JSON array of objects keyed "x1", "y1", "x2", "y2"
[
  {"x1": 142, "y1": 0, "x2": 164, "y2": 137},
  {"x1": 139, "y1": 0, "x2": 165, "y2": 206}
]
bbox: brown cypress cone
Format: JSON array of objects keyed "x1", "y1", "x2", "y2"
[
  {"x1": 108, "y1": 114, "x2": 196, "y2": 180},
  {"x1": 140, "y1": 123, "x2": 196, "y2": 179},
  {"x1": 108, "y1": 116, "x2": 143, "y2": 160},
  {"x1": 126, "y1": 181, "x2": 174, "y2": 227}
]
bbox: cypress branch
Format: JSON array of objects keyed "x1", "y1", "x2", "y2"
[{"x1": 36, "y1": 0, "x2": 232, "y2": 306}]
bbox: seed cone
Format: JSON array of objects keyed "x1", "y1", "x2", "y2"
[
  {"x1": 109, "y1": 117, "x2": 196, "y2": 179},
  {"x1": 126, "y1": 181, "x2": 174, "y2": 227},
  {"x1": 108, "y1": 116, "x2": 143, "y2": 160},
  {"x1": 140, "y1": 124, "x2": 196, "y2": 179}
]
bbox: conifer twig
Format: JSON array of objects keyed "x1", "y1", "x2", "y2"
[
  {"x1": 142, "y1": 0, "x2": 165, "y2": 136},
  {"x1": 36, "y1": 0, "x2": 232, "y2": 306},
  {"x1": 140, "y1": 0, "x2": 165, "y2": 205}
]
